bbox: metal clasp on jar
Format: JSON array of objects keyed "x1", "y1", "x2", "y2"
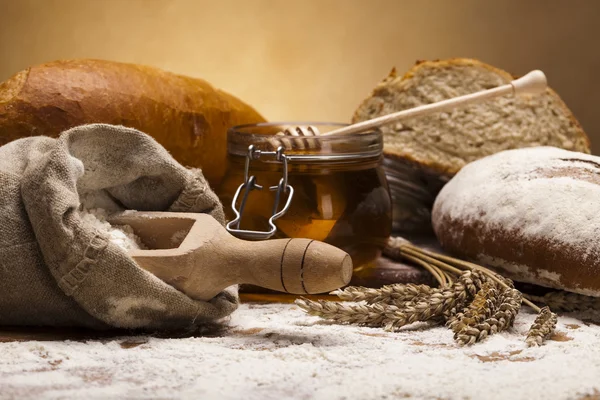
[{"x1": 226, "y1": 145, "x2": 295, "y2": 240}]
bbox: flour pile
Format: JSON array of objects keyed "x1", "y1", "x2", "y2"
[
  {"x1": 42, "y1": 192, "x2": 597, "y2": 399},
  {"x1": 0, "y1": 303, "x2": 599, "y2": 399},
  {"x1": 78, "y1": 207, "x2": 146, "y2": 250}
]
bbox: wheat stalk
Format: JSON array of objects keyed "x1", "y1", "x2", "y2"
[
  {"x1": 453, "y1": 287, "x2": 522, "y2": 345},
  {"x1": 297, "y1": 270, "x2": 487, "y2": 331},
  {"x1": 296, "y1": 236, "x2": 559, "y2": 346},
  {"x1": 382, "y1": 272, "x2": 485, "y2": 331},
  {"x1": 294, "y1": 299, "x2": 387, "y2": 326},
  {"x1": 381, "y1": 295, "x2": 449, "y2": 331},
  {"x1": 332, "y1": 283, "x2": 435, "y2": 304},
  {"x1": 448, "y1": 282, "x2": 498, "y2": 331},
  {"x1": 332, "y1": 269, "x2": 486, "y2": 305},
  {"x1": 294, "y1": 298, "x2": 437, "y2": 330},
  {"x1": 526, "y1": 306, "x2": 558, "y2": 347},
  {"x1": 385, "y1": 236, "x2": 558, "y2": 346}
]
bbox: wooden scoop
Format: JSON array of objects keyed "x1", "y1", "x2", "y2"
[{"x1": 107, "y1": 211, "x2": 353, "y2": 301}]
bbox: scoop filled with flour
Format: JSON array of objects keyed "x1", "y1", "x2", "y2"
[{"x1": 78, "y1": 207, "x2": 147, "y2": 250}]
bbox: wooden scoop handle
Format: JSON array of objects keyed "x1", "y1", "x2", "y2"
[
  {"x1": 107, "y1": 212, "x2": 352, "y2": 301},
  {"x1": 250, "y1": 238, "x2": 353, "y2": 295}
]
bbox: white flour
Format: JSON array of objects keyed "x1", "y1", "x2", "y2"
[
  {"x1": 434, "y1": 146, "x2": 600, "y2": 250},
  {"x1": 47, "y1": 188, "x2": 599, "y2": 399},
  {"x1": 78, "y1": 207, "x2": 147, "y2": 250},
  {"x1": 0, "y1": 303, "x2": 598, "y2": 399}
]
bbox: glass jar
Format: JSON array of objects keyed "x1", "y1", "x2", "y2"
[{"x1": 217, "y1": 122, "x2": 392, "y2": 275}]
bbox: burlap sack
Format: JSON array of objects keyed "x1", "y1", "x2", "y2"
[{"x1": 0, "y1": 124, "x2": 238, "y2": 330}]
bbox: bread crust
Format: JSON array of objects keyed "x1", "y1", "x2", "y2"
[
  {"x1": 0, "y1": 59, "x2": 265, "y2": 186},
  {"x1": 352, "y1": 58, "x2": 591, "y2": 177}
]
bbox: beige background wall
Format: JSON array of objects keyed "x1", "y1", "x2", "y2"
[{"x1": 1, "y1": 0, "x2": 599, "y2": 152}]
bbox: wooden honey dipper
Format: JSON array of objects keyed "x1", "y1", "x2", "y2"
[
  {"x1": 107, "y1": 211, "x2": 353, "y2": 301},
  {"x1": 274, "y1": 69, "x2": 547, "y2": 146}
]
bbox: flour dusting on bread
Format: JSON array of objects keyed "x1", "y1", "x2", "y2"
[{"x1": 433, "y1": 146, "x2": 600, "y2": 295}]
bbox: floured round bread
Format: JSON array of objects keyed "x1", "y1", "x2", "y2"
[{"x1": 432, "y1": 146, "x2": 600, "y2": 296}]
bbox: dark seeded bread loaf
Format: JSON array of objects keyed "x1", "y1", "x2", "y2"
[
  {"x1": 432, "y1": 146, "x2": 600, "y2": 296},
  {"x1": 0, "y1": 59, "x2": 265, "y2": 187},
  {"x1": 352, "y1": 58, "x2": 591, "y2": 233}
]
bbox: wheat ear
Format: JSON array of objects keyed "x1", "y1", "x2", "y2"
[
  {"x1": 384, "y1": 236, "x2": 557, "y2": 346},
  {"x1": 452, "y1": 286, "x2": 522, "y2": 345},
  {"x1": 332, "y1": 284, "x2": 435, "y2": 304},
  {"x1": 526, "y1": 306, "x2": 558, "y2": 347},
  {"x1": 294, "y1": 299, "x2": 387, "y2": 327}
]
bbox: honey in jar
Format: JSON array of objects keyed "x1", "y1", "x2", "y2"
[{"x1": 217, "y1": 123, "x2": 392, "y2": 278}]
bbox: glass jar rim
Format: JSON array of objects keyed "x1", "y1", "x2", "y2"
[{"x1": 227, "y1": 121, "x2": 383, "y2": 162}]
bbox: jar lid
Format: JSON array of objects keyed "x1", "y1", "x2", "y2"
[{"x1": 227, "y1": 122, "x2": 383, "y2": 163}]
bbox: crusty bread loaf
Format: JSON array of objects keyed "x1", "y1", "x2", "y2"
[
  {"x1": 353, "y1": 58, "x2": 590, "y2": 174},
  {"x1": 353, "y1": 58, "x2": 591, "y2": 233},
  {"x1": 432, "y1": 146, "x2": 600, "y2": 296},
  {"x1": 0, "y1": 59, "x2": 265, "y2": 187}
]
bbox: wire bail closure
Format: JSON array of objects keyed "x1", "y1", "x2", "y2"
[{"x1": 226, "y1": 145, "x2": 295, "y2": 240}]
